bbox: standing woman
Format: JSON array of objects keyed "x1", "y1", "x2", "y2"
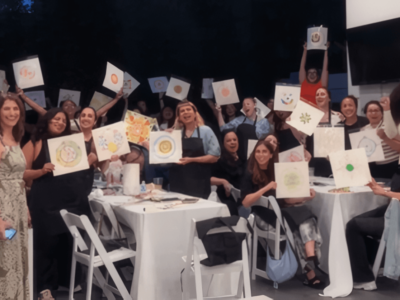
[
  {"x1": 157, "y1": 106, "x2": 175, "y2": 130},
  {"x1": 315, "y1": 87, "x2": 344, "y2": 125},
  {"x1": 169, "y1": 101, "x2": 220, "y2": 199},
  {"x1": 0, "y1": 92, "x2": 30, "y2": 300}
]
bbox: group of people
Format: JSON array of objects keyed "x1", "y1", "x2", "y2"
[{"x1": 0, "y1": 41, "x2": 400, "y2": 300}]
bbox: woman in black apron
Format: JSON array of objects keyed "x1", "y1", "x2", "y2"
[{"x1": 169, "y1": 101, "x2": 220, "y2": 199}]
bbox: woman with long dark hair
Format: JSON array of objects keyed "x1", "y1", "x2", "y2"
[{"x1": 157, "y1": 106, "x2": 175, "y2": 130}]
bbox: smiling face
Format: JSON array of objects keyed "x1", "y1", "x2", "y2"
[
  {"x1": 341, "y1": 98, "x2": 357, "y2": 119},
  {"x1": 242, "y1": 98, "x2": 256, "y2": 117},
  {"x1": 307, "y1": 68, "x2": 318, "y2": 84},
  {"x1": 62, "y1": 100, "x2": 77, "y2": 120},
  {"x1": 264, "y1": 135, "x2": 278, "y2": 152},
  {"x1": 225, "y1": 104, "x2": 236, "y2": 117},
  {"x1": 255, "y1": 144, "x2": 273, "y2": 168},
  {"x1": 366, "y1": 103, "x2": 383, "y2": 125},
  {"x1": 0, "y1": 100, "x2": 20, "y2": 129},
  {"x1": 48, "y1": 112, "x2": 67, "y2": 136},
  {"x1": 79, "y1": 108, "x2": 96, "y2": 130},
  {"x1": 178, "y1": 105, "x2": 196, "y2": 125},
  {"x1": 316, "y1": 88, "x2": 330, "y2": 108},
  {"x1": 224, "y1": 132, "x2": 239, "y2": 154},
  {"x1": 162, "y1": 107, "x2": 174, "y2": 121}
]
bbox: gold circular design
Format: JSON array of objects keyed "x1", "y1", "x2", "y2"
[{"x1": 158, "y1": 140, "x2": 172, "y2": 154}]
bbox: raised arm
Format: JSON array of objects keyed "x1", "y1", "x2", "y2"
[
  {"x1": 299, "y1": 42, "x2": 307, "y2": 84},
  {"x1": 215, "y1": 104, "x2": 226, "y2": 127},
  {"x1": 380, "y1": 97, "x2": 399, "y2": 139},
  {"x1": 16, "y1": 85, "x2": 47, "y2": 116},
  {"x1": 96, "y1": 87, "x2": 124, "y2": 119},
  {"x1": 321, "y1": 42, "x2": 330, "y2": 87}
]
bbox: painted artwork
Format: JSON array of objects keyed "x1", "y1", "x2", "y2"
[
  {"x1": 47, "y1": 133, "x2": 89, "y2": 176},
  {"x1": 166, "y1": 77, "x2": 190, "y2": 101},
  {"x1": 273, "y1": 83, "x2": 301, "y2": 112},
  {"x1": 201, "y1": 78, "x2": 214, "y2": 99},
  {"x1": 212, "y1": 79, "x2": 240, "y2": 105},
  {"x1": 123, "y1": 72, "x2": 140, "y2": 98},
  {"x1": 149, "y1": 130, "x2": 182, "y2": 164},
  {"x1": 307, "y1": 26, "x2": 328, "y2": 50},
  {"x1": 247, "y1": 139, "x2": 258, "y2": 159},
  {"x1": 24, "y1": 91, "x2": 46, "y2": 111},
  {"x1": 89, "y1": 91, "x2": 112, "y2": 111},
  {"x1": 275, "y1": 162, "x2": 310, "y2": 198},
  {"x1": 148, "y1": 77, "x2": 169, "y2": 93},
  {"x1": 0, "y1": 70, "x2": 9, "y2": 92},
  {"x1": 124, "y1": 110, "x2": 155, "y2": 144},
  {"x1": 13, "y1": 56, "x2": 44, "y2": 89},
  {"x1": 286, "y1": 100, "x2": 324, "y2": 136},
  {"x1": 278, "y1": 145, "x2": 305, "y2": 163},
  {"x1": 241, "y1": 97, "x2": 271, "y2": 119},
  {"x1": 58, "y1": 89, "x2": 81, "y2": 107},
  {"x1": 349, "y1": 129, "x2": 385, "y2": 163},
  {"x1": 103, "y1": 62, "x2": 124, "y2": 92},
  {"x1": 92, "y1": 121, "x2": 130, "y2": 162},
  {"x1": 329, "y1": 148, "x2": 372, "y2": 189},
  {"x1": 313, "y1": 127, "x2": 345, "y2": 158}
]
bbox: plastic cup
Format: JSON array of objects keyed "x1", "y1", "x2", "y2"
[{"x1": 153, "y1": 177, "x2": 163, "y2": 190}]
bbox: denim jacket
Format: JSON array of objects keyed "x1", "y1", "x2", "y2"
[{"x1": 383, "y1": 198, "x2": 400, "y2": 280}]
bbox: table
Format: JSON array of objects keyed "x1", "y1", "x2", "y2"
[
  {"x1": 92, "y1": 195, "x2": 230, "y2": 300},
  {"x1": 306, "y1": 177, "x2": 390, "y2": 298}
]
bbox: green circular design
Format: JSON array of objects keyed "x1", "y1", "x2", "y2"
[{"x1": 346, "y1": 164, "x2": 354, "y2": 172}]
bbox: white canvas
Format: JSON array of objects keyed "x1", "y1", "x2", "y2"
[
  {"x1": 13, "y1": 57, "x2": 44, "y2": 89},
  {"x1": 47, "y1": 133, "x2": 89, "y2": 176},
  {"x1": 275, "y1": 162, "x2": 310, "y2": 199},
  {"x1": 241, "y1": 97, "x2": 271, "y2": 119},
  {"x1": 273, "y1": 84, "x2": 301, "y2": 112},
  {"x1": 247, "y1": 139, "x2": 258, "y2": 159},
  {"x1": 89, "y1": 91, "x2": 112, "y2": 111},
  {"x1": 24, "y1": 91, "x2": 46, "y2": 111},
  {"x1": 201, "y1": 78, "x2": 214, "y2": 99},
  {"x1": 212, "y1": 79, "x2": 240, "y2": 105},
  {"x1": 166, "y1": 77, "x2": 190, "y2": 101},
  {"x1": 149, "y1": 130, "x2": 182, "y2": 164},
  {"x1": 349, "y1": 129, "x2": 385, "y2": 163},
  {"x1": 0, "y1": 70, "x2": 9, "y2": 92},
  {"x1": 103, "y1": 62, "x2": 124, "y2": 92},
  {"x1": 58, "y1": 89, "x2": 81, "y2": 107},
  {"x1": 123, "y1": 72, "x2": 140, "y2": 98},
  {"x1": 286, "y1": 100, "x2": 324, "y2": 136},
  {"x1": 92, "y1": 121, "x2": 131, "y2": 162},
  {"x1": 148, "y1": 77, "x2": 169, "y2": 93},
  {"x1": 307, "y1": 27, "x2": 328, "y2": 50},
  {"x1": 314, "y1": 127, "x2": 345, "y2": 158},
  {"x1": 329, "y1": 148, "x2": 372, "y2": 188},
  {"x1": 278, "y1": 145, "x2": 305, "y2": 162}
]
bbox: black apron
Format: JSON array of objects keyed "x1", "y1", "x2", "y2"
[
  {"x1": 169, "y1": 127, "x2": 211, "y2": 199},
  {"x1": 237, "y1": 116, "x2": 258, "y2": 161}
]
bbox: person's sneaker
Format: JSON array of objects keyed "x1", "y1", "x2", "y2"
[
  {"x1": 353, "y1": 281, "x2": 377, "y2": 291},
  {"x1": 38, "y1": 289, "x2": 55, "y2": 300}
]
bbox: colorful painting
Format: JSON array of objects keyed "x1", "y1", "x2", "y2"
[
  {"x1": 13, "y1": 56, "x2": 44, "y2": 89},
  {"x1": 329, "y1": 148, "x2": 372, "y2": 188},
  {"x1": 201, "y1": 78, "x2": 214, "y2": 99},
  {"x1": 58, "y1": 89, "x2": 81, "y2": 107},
  {"x1": 103, "y1": 62, "x2": 124, "y2": 92},
  {"x1": 307, "y1": 26, "x2": 328, "y2": 50},
  {"x1": 166, "y1": 77, "x2": 190, "y2": 101},
  {"x1": 47, "y1": 133, "x2": 89, "y2": 176},
  {"x1": 89, "y1": 91, "x2": 112, "y2": 111},
  {"x1": 212, "y1": 79, "x2": 240, "y2": 105},
  {"x1": 273, "y1": 83, "x2": 301, "y2": 112},
  {"x1": 278, "y1": 145, "x2": 305, "y2": 163},
  {"x1": 150, "y1": 130, "x2": 182, "y2": 164},
  {"x1": 275, "y1": 162, "x2": 310, "y2": 198},
  {"x1": 313, "y1": 127, "x2": 345, "y2": 158},
  {"x1": 286, "y1": 100, "x2": 324, "y2": 136},
  {"x1": 24, "y1": 91, "x2": 46, "y2": 111},
  {"x1": 123, "y1": 72, "x2": 140, "y2": 98},
  {"x1": 148, "y1": 76, "x2": 169, "y2": 93},
  {"x1": 92, "y1": 121, "x2": 130, "y2": 162},
  {"x1": 349, "y1": 129, "x2": 385, "y2": 163},
  {"x1": 124, "y1": 110, "x2": 155, "y2": 144}
]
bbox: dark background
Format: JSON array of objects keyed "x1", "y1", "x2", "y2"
[{"x1": 0, "y1": 0, "x2": 347, "y2": 121}]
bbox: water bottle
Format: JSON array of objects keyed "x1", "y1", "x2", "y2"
[{"x1": 140, "y1": 181, "x2": 147, "y2": 193}]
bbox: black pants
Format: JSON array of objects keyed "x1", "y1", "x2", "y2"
[{"x1": 346, "y1": 205, "x2": 388, "y2": 283}]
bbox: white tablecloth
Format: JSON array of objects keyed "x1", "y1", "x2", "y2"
[
  {"x1": 306, "y1": 177, "x2": 390, "y2": 298},
  {"x1": 92, "y1": 195, "x2": 230, "y2": 300}
]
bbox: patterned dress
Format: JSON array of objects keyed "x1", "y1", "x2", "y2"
[{"x1": 0, "y1": 141, "x2": 29, "y2": 300}]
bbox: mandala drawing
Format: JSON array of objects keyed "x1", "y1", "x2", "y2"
[
  {"x1": 283, "y1": 170, "x2": 302, "y2": 191},
  {"x1": 154, "y1": 135, "x2": 176, "y2": 159},
  {"x1": 173, "y1": 85, "x2": 182, "y2": 93},
  {"x1": 111, "y1": 74, "x2": 118, "y2": 84},
  {"x1": 124, "y1": 111, "x2": 154, "y2": 144},
  {"x1": 300, "y1": 113, "x2": 311, "y2": 124},
  {"x1": 98, "y1": 129, "x2": 124, "y2": 153},
  {"x1": 19, "y1": 66, "x2": 35, "y2": 79},
  {"x1": 154, "y1": 80, "x2": 165, "y2": 91},
  {"x1": 219, "y1": 86, "x2": 231, "y2": 98},
  {"x1": 281, "y1": 92, "x2": 294, "y2": 105},
  {"x1": 358, "y1": 136, "x2": 376, "y2": 157},
  {"x1": 56, "y1": 141, "x2": 82, "y2": 167}
]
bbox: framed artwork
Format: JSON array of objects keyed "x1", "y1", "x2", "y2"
[
  {"x1": 286, "y1": 100, "x2": 324, "y2": 136},
  {"x1": 148, "y1": 77, "x2": 169, "y2": 93},
  {"x1": 123, "y1": 72, "x2": 140, "y2": 98},
  {"x1": 13, "y1": 56, "x2": 44, "y2": 89},
  {"x1": 149, "y1": 130, "x2": 182, "y2": 164},
  {"x1": 212, "y1": 79, "x2": 240, "y2": 105},
  {"x1": 278, "y1": 145, "x2": 305, "y2": 162},
  {"x1": 329, "y1": 148, "x2": 372, "y2": 188},
  {"x1": 89, "y1": 91, "x2": 112, "y2": 111},
  {"x1": 241, "y1": 97, "x2": 271, "y2": 119},
  {"x1": 273, "y1": 83, "x2": 301, "y2": 112},
  {"x1": 275, "y1": 162, "x2": 310, "y2": 199},
  {"x1": 307, "y1": 26, "x2": 328, "y2": 50},
  {"x1": 349, "y1": 129, "x2": 385, "y2": 163},
  {"x1": 92, "y1": 121, "x2": 130, "y2": 162},
  {"x1": 247, "y1": 139, "x2": 258, "y2": 159},
  {"x1": 313, "y1": 127, "x2": 345, "y2": 158},
  {"x1": 166, "y1": 77, "x2": 190, "y2": 101},
  {"x1": 24, "y1": 91, "x2": 46, "y2": 111},
  {"x1": 58, "y1": 89, "x2": 81, "y2": 107},
  {"x1": 47, "y1": 133, "x2": 89, "y2": 176},
  {"x1": 201, "y1": 78, "x2": 214, "y2": 99},
  {"x1": 124, "y1": 110, "x2": 155, "y2": 144},
  {"x1": 103, "y1": 62, "x2": 124, "y2": 92}
]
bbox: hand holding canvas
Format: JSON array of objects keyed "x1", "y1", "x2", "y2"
[
  {"x1": 88, "y1": 152, "x2": 98, "y2": 166},
  {"x1": 42, "y1": 162, "x2": 55, "y2": 175},
  {"x1": 376, "y1": 128, "x2": 387, "y2": 139},
  {"x1": 177, "y1": 157, "x2": 192, "y2": 165},
  {"x1": 115, "y1": 87, "x2": 124, "y2": 100}
]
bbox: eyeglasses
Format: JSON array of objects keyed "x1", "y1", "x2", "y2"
[{"x1": 367, "y1": 110, "x2": 381, "y2": 114}]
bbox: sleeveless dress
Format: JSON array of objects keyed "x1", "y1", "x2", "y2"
[{"x1": 0, "y1": 139, "x2": 29, "y2": 300}]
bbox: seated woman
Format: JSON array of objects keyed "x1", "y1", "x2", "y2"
[
  {"x1": 240, "y1": 139, "x2": 324, "y2": 289},
  {"x1": 211, "y1": 130, "x2": 246, "y2": 215}
]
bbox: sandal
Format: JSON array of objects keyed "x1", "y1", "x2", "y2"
[
  {"x1": 303, "y1": 275, "x2": 326, "y2": 290},
  {"x1": 38, "y1": 289, "x2": 55, "y2": 300}
]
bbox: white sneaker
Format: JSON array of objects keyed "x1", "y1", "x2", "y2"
[{"x1": 353, "y1": 281, "x2": 377, "y2": 291}]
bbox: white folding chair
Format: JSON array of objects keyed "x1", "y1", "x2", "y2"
[
  {"x1": 230, "y1": 185, "x2": 251, "y2": 218},
  {"x1": 60, "y1": 209, "x2": 135, "y2": 300},
  {"x1": 182, "y1": 217, "x2": 252, "y2": 300}
]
